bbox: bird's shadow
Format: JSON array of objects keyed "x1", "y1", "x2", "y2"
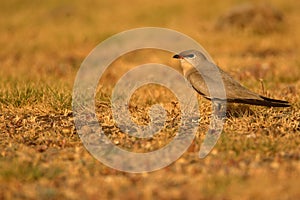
[{"x1": 225, "y1": 104, "x2": 256, "y2": 118}]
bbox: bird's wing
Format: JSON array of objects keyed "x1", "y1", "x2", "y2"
[
  {"x1": 185, "y1": 67, "x2": 211, "y2": 99},
  {"x1": 185, "y1": 65, "x2": 290, "y2": 107},
  {"x1": 185, "y1": 62, "x2": 263, "y2": 101},
  {"x1": 182, "y1": 59, "x2": 290, "y2": 107}
]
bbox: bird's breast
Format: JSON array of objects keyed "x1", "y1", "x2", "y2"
[{"x1": 180, "y1": 60, "x2": 195, "y2": 77}]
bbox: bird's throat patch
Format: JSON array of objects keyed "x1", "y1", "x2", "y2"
[{"x1": 180, "y1": 59, "x2": 195, "y2": 77}]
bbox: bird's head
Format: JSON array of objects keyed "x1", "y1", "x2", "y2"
[
  {"x1": 173, "y1": 50, "x2": 207, "y2": 63},
  {"x1": 173, "y1": 50, "x2": 208, "y2": 75}
]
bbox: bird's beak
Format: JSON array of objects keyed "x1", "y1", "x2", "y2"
[{"x1": 173, "y1": 54, "x2": 183, "y2": 59}]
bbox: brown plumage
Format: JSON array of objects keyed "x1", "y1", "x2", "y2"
[{"x1": 173, "y1": 50, "x2": 290, "y2": 107}]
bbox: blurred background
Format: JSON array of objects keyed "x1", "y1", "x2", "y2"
[
  {"x1": 1, "y1": 0, "x2": 299, "y2": 82},
  {"x1": 0, "y1": 0, "x2": 299, "y2": 199}
]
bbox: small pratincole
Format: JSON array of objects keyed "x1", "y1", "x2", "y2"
[{"x1": 173, "y1": 50, "x2": 290, "y2": 107}]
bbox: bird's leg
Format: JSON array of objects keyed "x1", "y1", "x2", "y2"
[
  {"x1": 209, "y1": 100, "x2": 227, "y2": 134},
  {"x1": 198, "y1": 100, "x2": 227, "y2": 158},
  {"x1": 212, "y1": 100, "x2": 227, "y2": 119}
]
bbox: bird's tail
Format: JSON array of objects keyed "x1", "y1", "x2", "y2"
[
  {"x1": 257, "y1": 96, "x2": 290, "y2": 107},
  {"x1": 230, "y1": 96, "x2": 291, "y2": 107}
]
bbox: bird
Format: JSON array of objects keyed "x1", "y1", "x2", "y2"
[{"x1": 173, "y1": 50, "x2": 290, "y2": 107}]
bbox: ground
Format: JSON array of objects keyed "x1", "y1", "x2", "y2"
[{"x1": 0, "y1": 0, "x2": 299, "y2": 199}]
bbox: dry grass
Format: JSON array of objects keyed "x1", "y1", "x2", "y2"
[{"x1": 0, "y1": 0, "x2": 300, "y2": 199}]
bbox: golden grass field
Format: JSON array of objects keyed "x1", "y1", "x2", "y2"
[{"x1": 0, "y1": 0, "x2": 299, "y2": 199}]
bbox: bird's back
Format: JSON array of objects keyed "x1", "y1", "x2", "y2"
[{"x1": 185, "y1": 61, "x2": 265, "y2": 102}]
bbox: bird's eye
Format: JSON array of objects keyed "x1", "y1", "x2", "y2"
[{"x1": 186, "y1": 54, "x2": 195, "y2": 58}]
